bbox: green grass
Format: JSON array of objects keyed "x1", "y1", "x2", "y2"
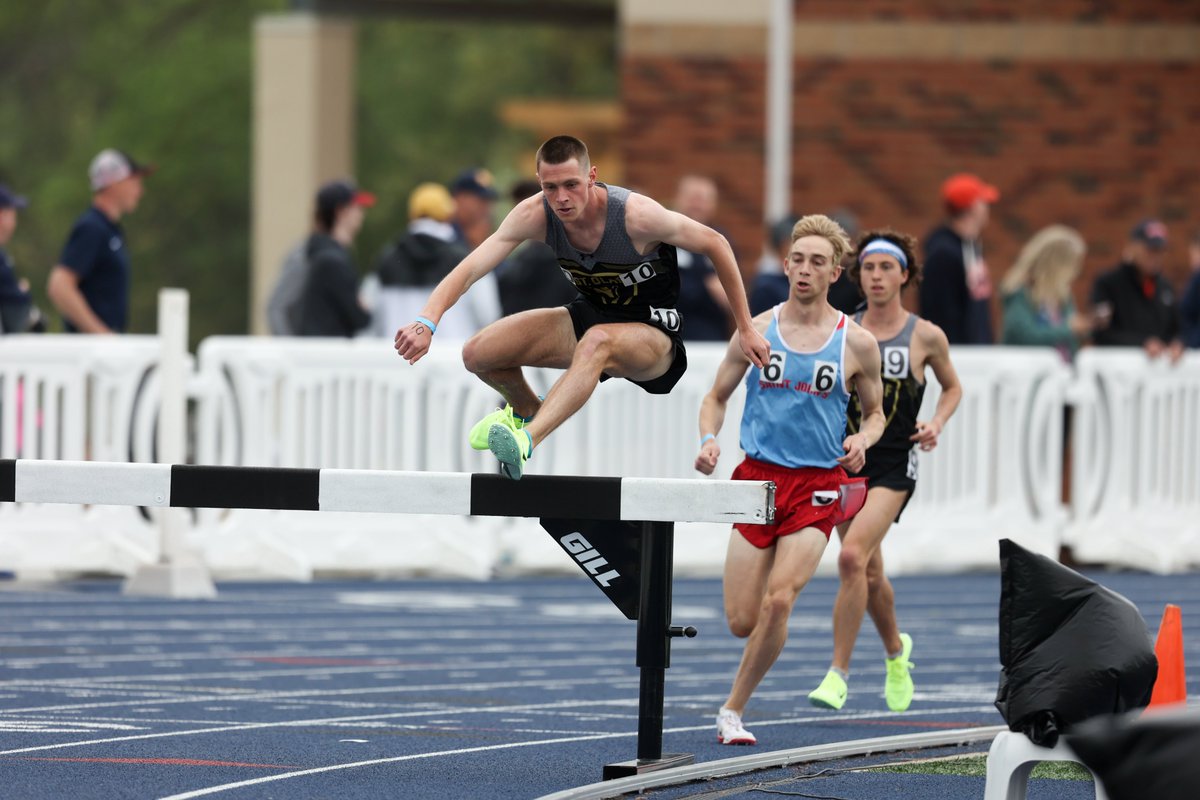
[{"x1": 870, "y1": 754, "x2": 1093, "y2": 780}]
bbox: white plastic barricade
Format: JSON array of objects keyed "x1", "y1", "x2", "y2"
[
  {"x1": 8, "y1": 331, "x2": 1200, "y2": 580},
  {"x1": 1065, "y1": 349, "x2": 1200, "y2": 572},
  {"x1": 185, "y1": 339, "x2": 1070, "y2": 579},
  {"x1": 189, "y1": 337, "x2": 499, "y2": 579},
  {"x1": 0, "y1": 335, "x2": 164, "y2": 576},
  {"x1": 186, "y1": 338, "x2": 742, "y2": 578},
  {"x1": 880, "y1": 347, "x2": 1070, "y2": 573}
]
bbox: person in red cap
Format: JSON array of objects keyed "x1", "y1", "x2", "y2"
[
  {"x1": 47, "y1": 149, "x2": 154, "y2": 333},
  {"x1": 293, "y1": 178, "x2": 375, "y2": 338},
  {"x1": 1089, "y1": 218, "x2": 1184, "y2": 361},
  {"x1": 918, "y1": 173, "x2": 999, "y2": 345}
]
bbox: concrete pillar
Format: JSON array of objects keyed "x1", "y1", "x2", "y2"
[{"x1": 251, "y1": 13, "x2": 356, "y2": 335}]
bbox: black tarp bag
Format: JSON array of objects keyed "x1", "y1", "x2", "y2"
[{"x1": 994, "y1": 539, "x2": 1158, "y2": 746}]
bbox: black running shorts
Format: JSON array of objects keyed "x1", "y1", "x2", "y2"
[
  {"x1": 566, "y1": 297, "x2": 687, "y2": 395},
  {"x1": 853, "y1": 446, "x2": 917, "y2": 523}
]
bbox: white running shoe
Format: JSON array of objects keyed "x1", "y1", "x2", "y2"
[{"x1": 716, "y1": 707, "x2": 757, "y2": 745}]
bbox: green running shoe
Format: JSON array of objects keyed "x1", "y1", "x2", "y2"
[
  {"x1": 885, "y1": 632, "x2": 914, "y2": 712},
  {"x1": 808, "y1": 669, "x2": 848, "y2": 710},
  {"x1": 488, "y1": 421, "x2": 531, "y2": 481},
  {"x1": 468, "y1": 405, "x2": 524, "y2": 450}
]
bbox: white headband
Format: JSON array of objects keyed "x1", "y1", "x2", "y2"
[{"x1": 858, "y1": 239, "x2": 908, "y2": 270}]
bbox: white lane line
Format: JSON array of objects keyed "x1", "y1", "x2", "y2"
[
  {"x1": 150, "y1": 704, "x2": 998, "y2": 800},
  {"x1": 0, "y1": 659, "x2": 1003, "y2": 716},
  {"x1": 0, "y1": 671, "x2": 642, "y2": 715},
  {"x1": 0, "y1": 652, "x2": 636, "y2": 683},
  {"x1": 0, "y1": 697, "x2": 642, "y2": 756},
  {"x1": 154, "y1": 731, "x2": 636, "y2": 800}
]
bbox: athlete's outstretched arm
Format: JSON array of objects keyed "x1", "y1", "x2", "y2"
[
  {"x1": 624, "y1": 194, "x2": 770, "y2": 369},
  {"x1": 911, "y1": 321, "x2": 962, "y2": 451},
  {"x1": 393, "y1": 195, "x2": 544, "y2": 364},
  {"x1": 839, "y1": 324, "x2": 885, "y2": 473},
  {"x1": 694, "y1": 323, "x2": 760, "y2": 475}
]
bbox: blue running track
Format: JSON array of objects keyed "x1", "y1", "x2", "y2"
[{"x1": 0, "y1": 570, "x2": 1195, "y2": 799}]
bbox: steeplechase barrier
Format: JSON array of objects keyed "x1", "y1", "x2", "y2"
[{"x1": 0, "y1": 457, "x2": 774, "y2": 778}]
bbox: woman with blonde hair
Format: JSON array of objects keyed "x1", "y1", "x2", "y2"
[{"x1": 1000, "y1": 225, "x2": 1092, "y2": 360}]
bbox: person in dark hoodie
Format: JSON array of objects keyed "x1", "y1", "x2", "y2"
[
  {"x1": 365, "y1": 182, "x2": 500, "y2": 339},
  {"x1": 919, "y1": 173, "x2": 999, "y2": 345},
  {"x1": 294, "y1": 178, "x2": 374, "y2": 337},
  {"x1": 1090, "y1": 218, "x2": 1184, "y2": 362}
]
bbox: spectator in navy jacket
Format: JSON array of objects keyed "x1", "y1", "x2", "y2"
[
  {"x1": 0, "y1": 184, "x2": 44, "y2": 334},
  {"x1": 47, "y1": 149, "x2": 153, "y2": 333},
  {"x1": 1180, "y1": 231, "x2": 1200, "y2": 349}
]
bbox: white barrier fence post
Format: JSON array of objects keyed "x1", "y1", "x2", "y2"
[{"x1": 122, "y1": 289, "x2": 216, "y2": 598}]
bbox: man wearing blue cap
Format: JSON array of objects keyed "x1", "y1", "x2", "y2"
[
  {"x1": 449, "y1": 167, "x2": 499, "y2": 251},
  {"x1": 47, "y1": 149, "x2": 154, "y2": 333},
  {"x1": 0, "y1": 184, "x2": 43, "y2": 334}
]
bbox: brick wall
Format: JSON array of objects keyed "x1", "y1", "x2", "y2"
[
  {"x1": 792, "y1": 0, "x2": 1200, "y2": 23},
  {"x1": 621, "y1": 10, "x2": 1200, "y2": 324}
]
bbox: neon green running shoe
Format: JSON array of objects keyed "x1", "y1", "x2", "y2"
[
  {"x1": 808, "y1": 669, "x2": 848, "y2": 710},
  {"x1": 468, "y1": 405, "x2": 524, "y2": 450},
  {"x1": 488, "y1": 421, "x2": 532, "y2": 481},
  {"x1": 885, "y1": 632, "x2": 914, "y2": 712}
]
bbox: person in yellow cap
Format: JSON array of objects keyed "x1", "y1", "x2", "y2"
[{"x1": 365, "y1": 182, "x2": 501, "y2": 341}]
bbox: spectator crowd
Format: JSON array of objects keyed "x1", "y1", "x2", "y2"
[{"x1": 3, "y1": 150, "x2": 1199, "y2": 361}]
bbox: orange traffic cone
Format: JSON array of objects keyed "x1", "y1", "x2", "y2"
[{"x1": 1148, "y1": 604, "x2": 1187, "y2": 708}]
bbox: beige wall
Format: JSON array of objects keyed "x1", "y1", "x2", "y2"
[{"x1": 252, "y1": 13, "x2": 356, "y2": 335}]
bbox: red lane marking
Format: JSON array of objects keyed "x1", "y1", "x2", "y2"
[{"x1": 16, "y1": 757, "x2": 298, "y2": 768}]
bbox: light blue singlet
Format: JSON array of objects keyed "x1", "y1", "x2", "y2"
[{"x1": 739, "y1": 307, "x2": 851, "y2": 469}]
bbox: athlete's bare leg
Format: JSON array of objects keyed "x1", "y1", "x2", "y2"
[
  {"x1": 829, "y1": 487, "x2": 907, "y2": 672},
  {"x1": 465, "y1": 314, "x2": 674, "y2": 449},
  {"x1": 722, "y1": 530, "x2": 774, "y2": 640},
  {"x1": 722, "y1": 527, "x2": 828, "y2": 713},
  {"x1": 461, "y1": 308, "x2": 578, "y2": 419},
  {"x1": 863, "y1": 546, "x2": 902, "y2": 655}
]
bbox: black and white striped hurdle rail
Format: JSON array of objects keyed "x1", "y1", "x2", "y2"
[
  {"x1": 1, "y1": 458, "x2": 774, "y2": 780},
  {"x1": 0, "y1": 459, "x2": 774, "y2": 524}
]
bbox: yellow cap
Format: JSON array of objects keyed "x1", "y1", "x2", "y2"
[{"x1": 408, "y1": 182, "x2": 455, "y2": 222}]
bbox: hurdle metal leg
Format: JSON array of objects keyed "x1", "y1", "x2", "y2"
[{"x1": 603, "y1": 520, "x2": 696, "y2": 779}]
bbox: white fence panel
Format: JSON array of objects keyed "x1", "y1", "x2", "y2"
[
  {"x1": 5, "y1": 333, "x2": 1199, "y2": 579},
  {"x1": 880, "y1": 348, "x2": 1069, "y2": 573},
  {"x1": 0, "y1": 335, "x2": 163, "y2": 576},
  {"x1": 1065, "y1": 349, "x2": 1200, "y2": 572},
  {"x1": 189, "y1": 336, "x2": 503, "y2": 579}
]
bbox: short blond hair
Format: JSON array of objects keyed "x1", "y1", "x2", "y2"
[{"x1": 791, "y1": 214, "x2": 853, "y2": 265}]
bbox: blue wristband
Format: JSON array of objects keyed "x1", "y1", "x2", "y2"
[
  {"x1": 414, "y1": 316, "x2": 437, "y2": 334},
  {"x1": 700, "y1": 433, "x2": 716, "y2": 447}
]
